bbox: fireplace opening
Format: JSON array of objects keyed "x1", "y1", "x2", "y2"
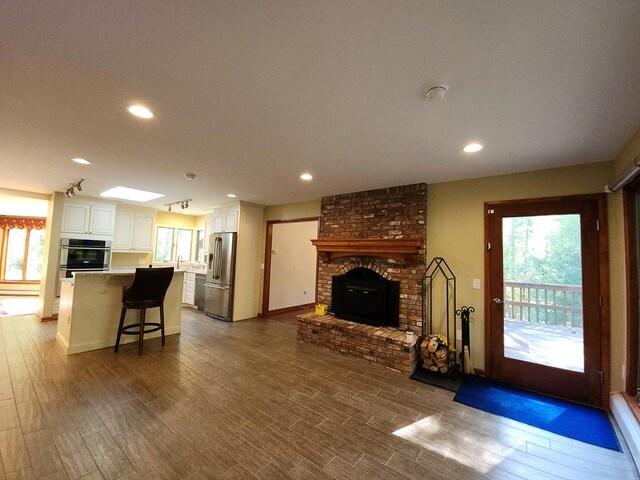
[{"x1": 331, "y1": 267, "x2": 400, "y2": 328}]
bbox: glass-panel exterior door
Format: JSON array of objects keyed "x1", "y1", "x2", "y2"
[{"x1": 486, "y1": 196, "x2": 605, "y2": 407}]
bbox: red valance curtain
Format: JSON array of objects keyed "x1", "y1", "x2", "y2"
[{"x1": 0, "y1": 216, "x2": 46, "y2": 230}]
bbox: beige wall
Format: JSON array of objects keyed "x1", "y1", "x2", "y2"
[
  {"x1": 613, "y1": 127, "x2": 640, "y2": 177},
  {"x1": 263, "y1": 199, "x2": 321, "y2": 222},
  {"x1": 156, "y1": 211, "x2": 200, "y2": 229},
  {"x1": 234, "y1": 203, "x2": 265, "y2": 320},
  {"x1": 39, "y1": 192, "x2": 64, "y2": 319},
  {"x1": 427, "y1": 161, "x2": 621, "y2": 384}
]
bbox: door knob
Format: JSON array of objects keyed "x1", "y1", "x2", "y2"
[{"x1": 492, "y1": 297, "x2": 503, "y2": 304}]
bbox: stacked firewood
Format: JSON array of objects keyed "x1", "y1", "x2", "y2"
[{"x1": 420, "y1": 334, "x2": 456, "y2": 375}]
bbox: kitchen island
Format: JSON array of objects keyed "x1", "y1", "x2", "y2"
[{"x1": 56, "y1": 270, "x2": 184, "y2": 354}]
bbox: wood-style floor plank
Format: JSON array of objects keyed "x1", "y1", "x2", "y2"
[{"x1": 0, "y1": 307, "x2": 636, "y2": 479}]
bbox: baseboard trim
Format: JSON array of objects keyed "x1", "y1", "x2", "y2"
[
  {"x1": 57, "y1": 326, "x2": 181, "y2": 355},
  {"x1": 267, "y1": 303, "x2": 315, "y2": 316},
  {"x1": 0, "y1": 291, "x2": 39, "y2": 296},
  {"x1": 611, "y1": 392, "x2": 640, "y2": 472}
]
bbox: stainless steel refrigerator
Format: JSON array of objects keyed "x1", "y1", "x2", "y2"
[{"x1": 204, "y1": 232, "x2": 237, "y2": 321}]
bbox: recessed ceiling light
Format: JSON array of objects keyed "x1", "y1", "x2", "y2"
[
  {"x1": 127, "y1": 104, "x2": 154, "y2": 119},
  {"x1": 300, "y1": 173, "x2": 313, "y2": 181},
  {"x1": 100, "y1": 186, "x2": 164, "y2": 202},
  {"x1": 72, "y1": 158, "x2": 91, "y2": 165},
  {"x1": 463, "y1": 143, "x2": 483, "y2": 153},
  {"x1": 226, "y1": 193, "x2": 237, "y2": 198}
]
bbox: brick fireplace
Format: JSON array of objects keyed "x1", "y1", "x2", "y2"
[{"x1": 297, "y1": 183, "x2": 427, "y2": 374}]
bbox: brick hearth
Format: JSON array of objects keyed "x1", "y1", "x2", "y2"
[{"x1": 297, "y1": 312, "x2": 420, "y2": 374}]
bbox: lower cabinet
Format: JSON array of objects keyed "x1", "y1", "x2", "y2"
[{"x1": 182, "y1": 272, "x2": 196, "y2": 305}]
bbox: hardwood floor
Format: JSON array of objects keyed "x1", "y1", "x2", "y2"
[{"x1": 0, "y1": 308, "x2": 637, "y2": 479}]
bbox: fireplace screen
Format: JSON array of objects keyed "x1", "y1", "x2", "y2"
[{"x1": 331, "y1": 267, "x2": 400, "y2": 327}]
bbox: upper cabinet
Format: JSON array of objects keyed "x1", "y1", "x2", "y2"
[
  {"x1": 205, "y1": 205, "x2": 239, "y2": 246},
  {"x1": 113, "y1": 207, "x2": 156, "y2": 252},
  {"x1": 62, "y1": 201, "x2": 116, "y2": 235},
  {"x1": 211, "y1": 206, "x2": 239, "y2": 233}
]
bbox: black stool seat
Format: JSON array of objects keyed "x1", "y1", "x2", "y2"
[{"x1": 114, "y1": 267, "x2": 174, "y2": 355}]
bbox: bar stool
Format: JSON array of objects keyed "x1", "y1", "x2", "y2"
[{"x1": 114, "y1": 267, "x2": 174, "y2": 355}]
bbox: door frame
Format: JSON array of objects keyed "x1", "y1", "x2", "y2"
[
  {"x1": 484, "y1": 193, "x2": 609, "y2": 407},
  {"x1": 623, "y1": 178, "x2": 640, "y2": 396},
  {"x1": 261, "y1": 217, "x2": 320, "y2": 317}
]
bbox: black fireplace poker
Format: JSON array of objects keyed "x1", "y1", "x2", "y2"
[{"x1": 456, "y1": 305, "x2": 474, "y2": 374}]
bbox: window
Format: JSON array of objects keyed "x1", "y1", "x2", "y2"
[
  {"x1": 1, "y1": 216, "x2": 46, "y2": 283},
  {"x1": 176, "y1": 229, "x2": 193, "y2": 261},
  {"x1": 195, "y1": 229, "x2": 205, "y2": 263},
  {"x1": 154, "y1": 227, "x2": 174, "y2": 262},
  {"x1": 154, "y1": 227, "x2": 194, "y2": 263}
]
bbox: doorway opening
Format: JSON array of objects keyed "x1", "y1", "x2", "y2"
[{"x1": 262, "y1": 217, "x2": 319, "y2": 316}]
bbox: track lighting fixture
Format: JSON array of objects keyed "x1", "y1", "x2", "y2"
[
  {"x1": 164, "y1": 199, "x2": 191, "y2": 212},
  {"x1": 65, "y1": 179, "x2": 84, "y2": 198}
]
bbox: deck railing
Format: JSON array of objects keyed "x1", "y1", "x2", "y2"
[{"x1": 504, "y1": 281, "x2": 583, "y2": 328}]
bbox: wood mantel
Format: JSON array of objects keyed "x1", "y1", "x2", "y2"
[{"x1": 311, "y1": 238, "x2": 422, "y2": 263}]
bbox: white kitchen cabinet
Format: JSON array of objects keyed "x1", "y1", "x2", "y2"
[
  {"x1": 62, "y1": 204, "x2": 90, "y2": 234},
  {"x1": 212, "y1": 211, "x2": 238, "y2": 232},
  {"x1": 113, "y1": 211, "x2": 135, "y2": 250},
  {"x1": 210, "y1": 206, "x2": 239, "y2": 234},
  {"x1": 113, "y1": 208, "x2": 156, "y2": 252},
  {"x1": 182, "y1": 272, "x2": 196, "y2": 305},
  {"x1": 204, "y1": 204, "x2": 240, "y2": 254},
  {"x1": 224, "y1": 211, "x2": 238, "y2": 232},
  {"x1": 132, "y1": 213, "x2": 155, "y2": 250},
  {"x1": 62, "y1": 201, "x2": 116, "y2": 235}
]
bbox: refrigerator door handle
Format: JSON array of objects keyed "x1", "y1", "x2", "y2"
[
  {"x1": 214, "y1": 237, "x2": 223, "y2": 280},
  {"x1": 205, "y1": 283, "x2": 228, "y2": 289}
]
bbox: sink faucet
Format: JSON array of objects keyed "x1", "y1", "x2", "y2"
[{"x1": 176, "y1": 255, "x2": 183, "y2": 270}]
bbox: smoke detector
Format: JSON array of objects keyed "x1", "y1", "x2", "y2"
[{"x1": 424, "y1": 85, "x2": 448, "y2": 101}]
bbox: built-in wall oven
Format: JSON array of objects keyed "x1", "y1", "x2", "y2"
[{"x1": 58, "y1": 238, "x2": 111, "y2": 295}]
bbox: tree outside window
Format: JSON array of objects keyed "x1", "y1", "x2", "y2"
[
  {"x1": 154, "y1": 227, "x2": 195, "y2": 263},
  {"x1": 176, "y1": 229, "x2": 193, "y2": 262},
  {"x1": 154, "y1": 227, "x2": 174, "y2": 262},
  {"x1": 195, "y1": 230, "x2": 205, "y2": 263}
]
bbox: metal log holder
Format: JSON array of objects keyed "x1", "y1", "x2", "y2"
[
  {"x1": 456, "y1": 305, "x2": 474, "y2": 374},
  {"x1": 421, "y1": 257, "x2": 457, "y2": 375}
]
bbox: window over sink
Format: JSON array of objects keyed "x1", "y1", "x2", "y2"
[{"x1": 154, "y1": 226, "x2": 194, "y2": 263}]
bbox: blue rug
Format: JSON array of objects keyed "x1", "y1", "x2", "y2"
[{"x1": 453, "y1": 376, "x2": 621, "y2": 451}]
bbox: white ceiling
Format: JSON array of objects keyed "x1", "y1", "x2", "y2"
[{"x1": 1, "y1": 1, "x2": 639, "y2": 215}]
